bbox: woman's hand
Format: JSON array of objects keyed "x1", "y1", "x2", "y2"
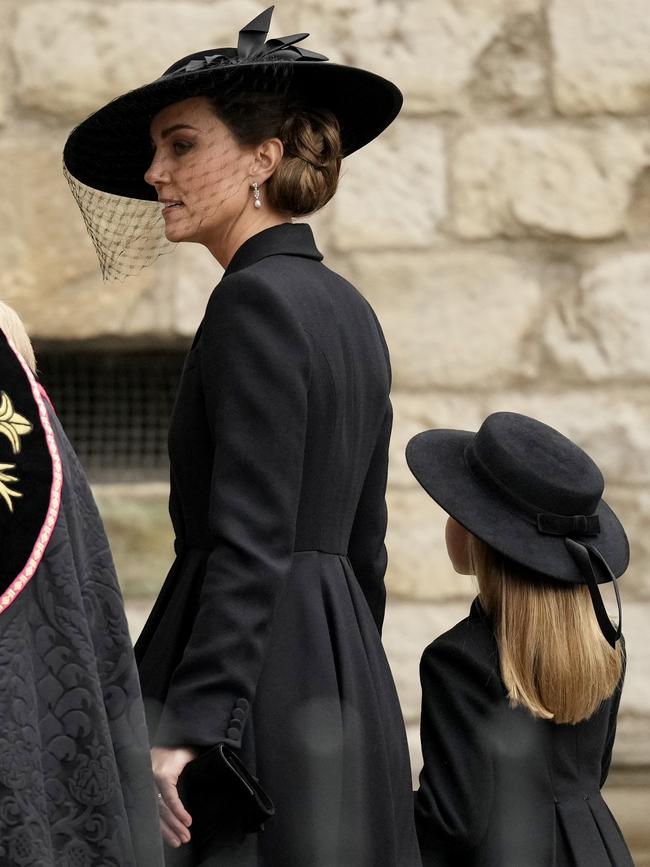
[{"x1": 152, "y1": 746, "x2": 198, "y2": 848}]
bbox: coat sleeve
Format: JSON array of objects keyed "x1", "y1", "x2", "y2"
[
  {"x1": 346, "y1": 400, "x2": 392, "y2": 634},
  {"x1": 154, "y1": 272, "x2": 311, "y2": 749},
  {"x1": 414, "y1": 638, "x2": 496, "y2": 866}
]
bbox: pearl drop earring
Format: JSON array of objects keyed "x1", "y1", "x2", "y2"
[{"x1": 252, "y1": 181, "x2": 262, "y2": 209}]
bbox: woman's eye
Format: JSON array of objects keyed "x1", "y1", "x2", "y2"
[{"x1": 173, "y1": 140, "x2": 193, "y2": 155}]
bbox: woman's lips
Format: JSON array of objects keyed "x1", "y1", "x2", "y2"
[{"x1": 160, "y1": 200, "x2": 184, "y2": 215}]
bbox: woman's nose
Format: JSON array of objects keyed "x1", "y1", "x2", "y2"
[{"x1": 144, "y1": 154, "x2": 170, "y2": 188}]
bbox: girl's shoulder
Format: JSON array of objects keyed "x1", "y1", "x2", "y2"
[{"x1": 420, "y1": 598, "x2": 503, "y2": 698}]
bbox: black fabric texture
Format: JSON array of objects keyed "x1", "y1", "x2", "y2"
[
  {"x1": 0, "y1": 410, "x2": 163, "y2": 867},
  {"x1": 135, "y1": 223, "x2": 420, "y2": 866}
]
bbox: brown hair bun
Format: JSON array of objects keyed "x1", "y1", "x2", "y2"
[{"x1": 267, "y1": 109, "x2": 342, "y2": 216}]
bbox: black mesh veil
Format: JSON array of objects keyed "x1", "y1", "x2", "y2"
[{"x1": 63, "y1": 167, "x2": 175, "y2": 280}]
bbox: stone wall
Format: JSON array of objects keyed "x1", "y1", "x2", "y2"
[{"x1": 2, "y1": 0, "x2": 650, "y2": 861}]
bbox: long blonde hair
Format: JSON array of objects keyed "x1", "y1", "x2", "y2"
[{"x1": 470, "y1": 537, "x2": 623, "y2": 725}]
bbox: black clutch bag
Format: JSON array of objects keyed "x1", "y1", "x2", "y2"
[{"x1": 177, "y1": 743, "x2": 274, "y2": 855}]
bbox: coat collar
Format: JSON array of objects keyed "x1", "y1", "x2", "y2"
[
  {"x1": 469, "y1": 595, "x2": 493, "y2": 627},
  {"x1": 225, "y1": 222, "x2": 323, "y2": 276}
]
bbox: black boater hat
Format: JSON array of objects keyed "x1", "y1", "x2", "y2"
[
  {"x1": 0, "y1": 330, "x2": 62, "y2": 615},
  {"x1": 63, "y1": 5, "x2": 403, "y2": 201},
  {"x1": 406, "y1": 412, "x2": 628, "y2": 647}
]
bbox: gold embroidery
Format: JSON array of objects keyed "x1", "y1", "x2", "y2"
[
  {"x1": 0, "y1": 391, "x2": 33, "y2": 454},
  {"x1": 0, "y1": 464, "x2": 23, "y2": 512}
]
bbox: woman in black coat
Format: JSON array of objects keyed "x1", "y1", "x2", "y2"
[
  {"x1": 406, "y1": 412, "x2": 634, "y2": 867},
  {"x1": 63, "y1": 8, "x2": 420, "y2": 866}
]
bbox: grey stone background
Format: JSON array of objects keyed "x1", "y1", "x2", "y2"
[{"x1": 1, "y1": 0, "x2": 649, "y2": 861}]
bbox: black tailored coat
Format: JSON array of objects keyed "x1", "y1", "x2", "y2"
[
  {"x1": 414, "y1": 599, "x2": 633, "y2": 867},
  {"x1": 135, "y1": 223, "x2": 421, "y2": 867}
]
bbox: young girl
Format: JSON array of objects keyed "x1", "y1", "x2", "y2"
[{"x1": 406, "y1": 411, "x2": 634, "y2": 867}]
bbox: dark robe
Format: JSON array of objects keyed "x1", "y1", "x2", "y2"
[
  {"x1": 0, "y1": 407, "x2": 164, "y2": 867},
  {"x1": 135, "y1": 223, "x2": 421, "y2": 866},
  {"x1": 415, "y1": 598, "x2": 633, "y2": 867}
]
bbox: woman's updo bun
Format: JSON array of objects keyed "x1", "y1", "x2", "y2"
[
  {"x1": 267, "y1": 110, "x2": 342, "y2": 216},
  {"x1": 210, "y1": 89, "x2": 343, "y2": 217}
]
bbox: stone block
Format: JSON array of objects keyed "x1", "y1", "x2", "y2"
[
  {"x1": 13, "y1": 1, "x2": 271, "y2": 118},
  {"x1": 603, "y1": 777, "x2": 650, "y2": 867},
  {"x1": 452, "y1": 125, "x2": 647, "y2": 239},
  {"x1": 92, "y1": 482, "x2": 173, "y2": 598},
  {"x1": 544, "y1": 253, "x2": 650, "y2": 382},
  {"x1": 0, "y1": 65, "x2": 11, "y2": 127},
  {"x1": 169, "y1": 251, "x2": 219, "y2": 338},
  {"x1": 0, "y1": 127, "x2": 223, "y2": 342},
  {"x1": 469, "y1": 11, "x2": 547, "y2": 114},
  {"x1": 382, "y1": 599, "x2": 472, "y2": 724},
  {"x1": 604, "y1": 488, "x2": 650, "y2": 600},
  {"x1": 125, "y1": 597, "x2": 153, "y2": 643},
  {"x1": 0, "y1": 130, "x2": 123, "y2": 332},
  {"x1": 550, "y1": 0, "x2": 650, "y2": 115},
  {"x1": 390, "y1": 392, "x2": 487, "y2": 489},
  {"x1": 331, "y1": 119, "x2": 446, "y2": 252},
  {"x1": 386, "y1": 487, "x2": 476, "y2": 601},
  {"x1": 348, "y1": 251, "x2": 541, "y2": 391},
  {"x1": 0, "y1": 2, "x2": 14, "y2": 126},
  {"x1": 284, "y1": 0, "x2": 541, "y2": 114},
  {"x1": 476, "y1": 389, "x2": 650, "y2": 488}
]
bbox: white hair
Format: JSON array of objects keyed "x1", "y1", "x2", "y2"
[{"x1": 0, "y1": 301, "x2": 37, "y2": 374}]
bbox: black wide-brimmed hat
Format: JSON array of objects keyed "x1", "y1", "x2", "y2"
[
  {"x1": 63, "y1": 5, "x2": 403, "y2": 201},
  {"x1": 406, "y1": 412, "x2": 628, "y2": 647},
  {"x1": 0, "y1": 330, "x2": 62, "y2": 615}
]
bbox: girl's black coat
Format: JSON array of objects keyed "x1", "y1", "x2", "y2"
[
  {"x1": 135, "y1": 223, "x2": 420, "y2": 866},
  {"x1": 415, "y1": 599, "x2": 633, "y2": 867}
]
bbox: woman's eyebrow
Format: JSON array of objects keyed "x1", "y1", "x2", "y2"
[{"x1": 158, "y1": 123, "x2": 199, "y2": 139}]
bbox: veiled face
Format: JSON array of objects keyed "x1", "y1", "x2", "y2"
[
  {"x1": 445, "y1": 516, "x2": 472, "y2": 575},
  {"x1": 145, "y1": 96, "x2": 254, "y2": 244}
]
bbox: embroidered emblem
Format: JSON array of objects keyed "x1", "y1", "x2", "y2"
[
  {"x1": 0, "y1": 391, "x2": 33, "y2": 454},
  {"x1": 0, "y1": 464, "x2": 22, "y2": 512},
  {"x1": 0, "y1": 392, "x2": 33, "y2": 513}
]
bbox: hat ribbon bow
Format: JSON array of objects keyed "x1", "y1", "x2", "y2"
[
  {"x1": 536, "y1": 512, "x2": 600, "y2": 536},
  {"x1": 179, "y1": 7, "x2": 328, "y2": 74}
]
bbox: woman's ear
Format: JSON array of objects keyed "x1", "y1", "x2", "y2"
[{"x1": 249, "y1": 137, "x2": 284, "y2": 186}]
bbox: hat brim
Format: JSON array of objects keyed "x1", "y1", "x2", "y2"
[
  {"x1": 406, "y1": 429, "x2": 629, "y2": 584},
  {"x1": 63, "y1": 61, "x2": 403, "y2": 200}
]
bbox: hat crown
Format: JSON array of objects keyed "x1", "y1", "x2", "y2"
[{"x1": 469, "y1": 412, "x2": 604, "y2": 518}]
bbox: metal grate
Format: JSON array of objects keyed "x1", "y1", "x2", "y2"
[{"x1": 36, "y1": 350, "x2": 186, "y2": 482}]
